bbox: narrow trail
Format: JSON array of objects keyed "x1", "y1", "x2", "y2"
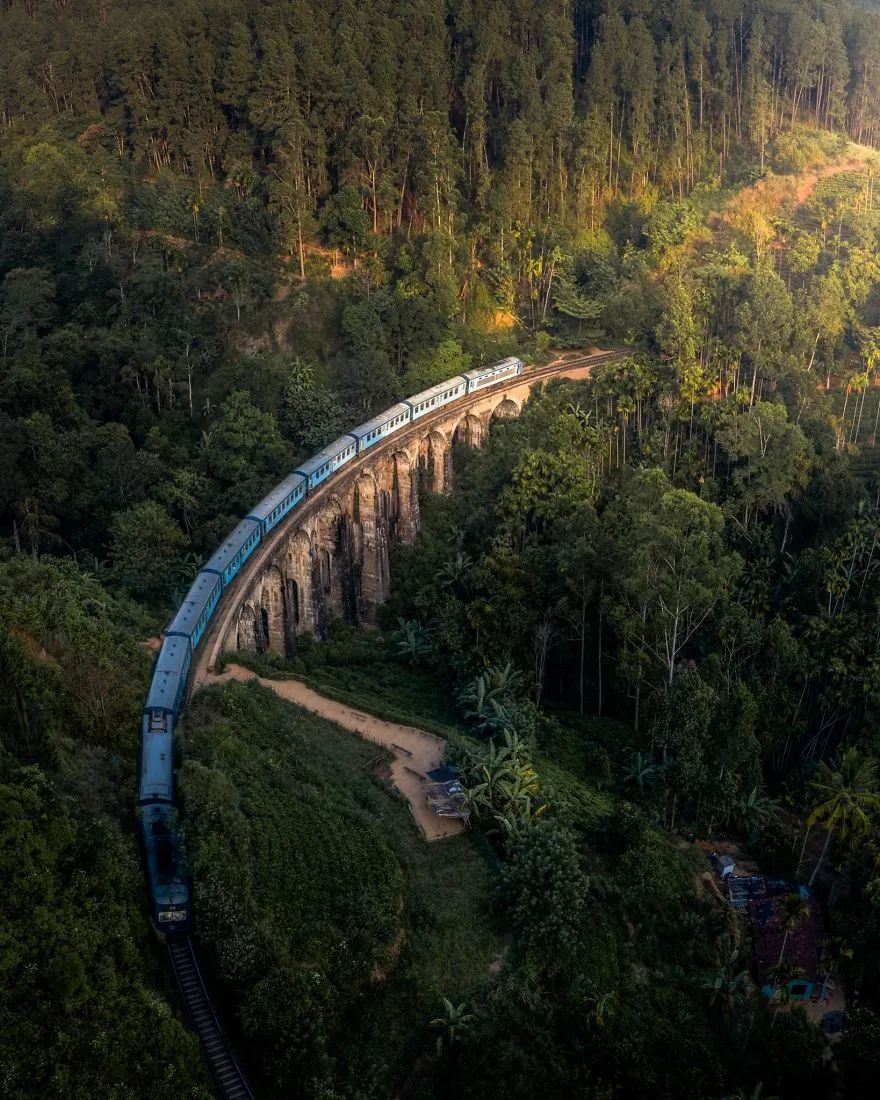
[
  {"x1": 709, "y1": 147, "x2": 875, "y2": 239},
  {"x1": 791, "y1": 155, "x2": 871, "y2": 204},
  {"x1": 211, "y1": 664, "x2": 465, "y2": 841}
]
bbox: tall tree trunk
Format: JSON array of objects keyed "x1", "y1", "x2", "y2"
[
  {"x1": 579, "y1": 589, "x2": 586, "y2": 715},
  {"x1": 795, "y1": 823, "x2": 811, "y2": 876},
  {"x1": 597, "y1": 592, "x2": 604, "y2": 717},
  {"x1": 808, "y1": 826, "x2": 835, "y2": 888}
]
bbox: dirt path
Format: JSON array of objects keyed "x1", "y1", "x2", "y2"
[
  {"x1": 792, "y1": 155, "x2": 871, "y2": 204},
  {"x1": 717, "y1": 149, "x2": 873, "y2": 228},
  {"x1": 212, "y1": 664, "x2": 465, "y2": 841}
]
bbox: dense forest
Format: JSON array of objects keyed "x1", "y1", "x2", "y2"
[{"x1": 4, "y1": 0, "x2": 880, "y2": 1097}]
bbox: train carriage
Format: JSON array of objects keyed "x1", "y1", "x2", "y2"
[
  {"x1": 140, "y1": 635, "x2": 191, "y2": 804},
  {"x1": 166, "y1": 570, "x2": 223, "y2": 652},
  {"x1": 405, "y1": 376, "x2": 469, "y2": 420},
  {"x1": 203, "y1": 517, "x2": 262, "y2": 588},
  {"x1": 140, "y1": 803, "x2": 191, "y2": 930},
  {"x1": 138, "y1": 347, "x2": 567, "y2": 938},
  {"x1": 247, "y1": 472, "x2": 307, "y2": 535},
  {"x1": 349, "y1": 402, "x2": 412, "y2": 453},
  {"x1": 463, "y1": 356, "x2": 524, "y2": 392},
  {"x1": 294, "y1": 434, "x2": 358, "y2": 491}
]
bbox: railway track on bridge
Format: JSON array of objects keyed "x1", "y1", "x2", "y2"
[
  {"x1": 190, "y1": 345, "x2": 628, "y2": 693},
  {"x1": 173, "y1": 346, "x2": 627, "y2": 1099}
]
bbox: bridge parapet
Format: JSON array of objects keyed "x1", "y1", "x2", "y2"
[{"x1": 195, "y1": 351, "x2": 624, "y2": 682}]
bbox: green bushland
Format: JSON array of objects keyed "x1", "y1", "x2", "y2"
[
  {"x1": 179, "y1": 678, "x2": 501, "y2": 1098},
  {"x1": 0, "y1": 554, "x2": 212, "y2": 1097},
  {"x1": 3, "y1": 1, "x2": 880, "y2": 1096},
  {"x1": 219, "y1": 620, "x2": 462, "y2": 738}
]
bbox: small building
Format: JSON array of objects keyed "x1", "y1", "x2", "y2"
[
  {"x1": 749, "y1": 887, "x2": 831, "y2": 1004},
  {"x1": 424, "y1": 765, "x2": 470, "y2": 823}
]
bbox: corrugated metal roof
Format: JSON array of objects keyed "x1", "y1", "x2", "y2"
[
  {"x1": 145, "y1": 635, "x2": 190, "y2": 711},
  {"x1": 407, "y1": 377, "x2": 468, "y2": 406},
  {"x1": 203, "y1": 518, "x2": 260, "y2": 575},
  {"x1": 248, "y1": 472, "x2": 306, "y2": 521},
  {"x1": 349, "y1": 403, "x2": 411, "y2": 439},
  {"x1": 167, "y1": 572, "x2": 221, "y2": 638}
]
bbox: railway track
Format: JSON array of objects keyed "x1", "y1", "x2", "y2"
[
  {"x1": 535, "y1": 349, "x2": 626, "y2": 375},
  {"x1": 172, "y1": 345, "x2": 628, "y2": 1099},
  {"x1": 193, "y1": 345, "x2": 628, "y2": 688},
  {"x1": 168, "y1": 937, "x2": 255, "y2": 1100}
]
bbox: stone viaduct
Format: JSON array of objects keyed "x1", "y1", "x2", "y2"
[{"x1": 197, "y1": 351, "x2": 624, "y2": 680}]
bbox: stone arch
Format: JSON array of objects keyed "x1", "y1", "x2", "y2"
[
  {"x1": 237, "y1": 603, "x2": 259, "y2": 652},
  {"x1": 390, "y1": 450, "x2": 419, "y2": 544},
  {"x1": 259, "y1": 565, "x2": 289, "y2": 654},
  {"x1": 288, "y1": 578, "x2": 300, "y2": 626},
  {"x1": 453, "y1": 412, "x2": 484, "y2": 449},
  {"x1": 419, "y1": 429, "x2": 452, "y2": 494},
  {"x1": 492, "y1": 396, "x2": 519, "y2": 419},
  {"x1": 353, "y1": 471, "x2": 387, "y2": 623},
  {"x1": 284, "y1": 528, "x2": 314, "y2": 634}
]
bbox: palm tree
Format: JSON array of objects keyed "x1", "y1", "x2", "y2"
[
  {"x1": 394, "y1": 617, "x2": 432, "y2": 665},
  {"x1": 807, "y1": 747, "x2": 880, "y2": 887},
  {"x1": 733, "y1": 786, "x2": 780, "y2": 837},
  {"x1": 776, "y1": 893, "x2": 810, "y2": 969},
  {"x1": 584, "y1": 988, "x2": 616, "y2": 1029},
  {"x1": 723, "y1": 1085, "x2": 778, "y2": 1100},
  {"x1": 495, "y1": 801, "x2": 547, "y2": 845},
  {"x1": 457, "y1": 664, "x2": 522, "y2": 735},
  {"x1": 702, "y1": 934, "x2": 750, "y2": 1017},
  {"x1": 465, "y1": 730, "x2": 545, "y2": 832},
  {"x1": 767, "y1": 960, "x2": 806, "y2": 1028},
  {"x1": 438, "y1": 550, "x2": 472, "y2": 591},
  {"x1": 430, "y1": 998, "x2": 475, "y2": 1057},
  {"x1": 624, "y1": 750, "x2": 659, "y2": 796}
]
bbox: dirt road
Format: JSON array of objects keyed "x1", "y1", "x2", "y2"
[
  {"x1": 212, "y1": 664, "x2": 465, "y2": 841},
  {"x1": 792, "y1": 155, "x2": 872, "y2": 204}
]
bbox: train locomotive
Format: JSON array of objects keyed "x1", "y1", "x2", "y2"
[{"x1": 138, "y1": 356, "x2": 523, "y2": 932}]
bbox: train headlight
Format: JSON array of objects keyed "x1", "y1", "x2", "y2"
[{"x1": 158, "y1": 909, "x2": 187, "y2": 922}]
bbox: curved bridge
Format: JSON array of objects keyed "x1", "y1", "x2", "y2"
[{"x1": 193, "y1": 349, "x2": 625, "y2": 690}]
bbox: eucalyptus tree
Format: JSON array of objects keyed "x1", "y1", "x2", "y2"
[{"x1": 605, "y1": 468, "x2": 740, "y2": 728}]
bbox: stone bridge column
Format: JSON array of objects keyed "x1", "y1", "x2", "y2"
[
  {"x1": 258, "y1": 565, "x2": 289, "y2": 654},
  {"x1": 391, "y1": 451, "x2": 419, "y2": 544},
  {"x1": 353, "y1": 472, "x2": 388, "y2": 625},
  {"x1": 454, "y1": 412, "x2": 484, "y2": 448},
  {"x1": 419, "y1": 430, "x2": 452, "y2": 494},
  {"x1": 285, "y1": 529, "x2": 315, "y2": 635},
  {"x1": 315, "y1": 496, "x2": 346, "y2": 629},
  {"x1": 236, "y1": 602, "x2": 259, "y2": 652}
]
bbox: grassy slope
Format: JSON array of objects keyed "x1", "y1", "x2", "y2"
[
  {"x1": 183, "y1": 679, "x2": 501, "y2": 1096},
  {"x1": 219, "y1": 624, "x2": 462, "y2": 738}
]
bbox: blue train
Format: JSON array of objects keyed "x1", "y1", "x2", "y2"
[{"x1": 138, "y1": 356, "x2": 523, "y2": 932}]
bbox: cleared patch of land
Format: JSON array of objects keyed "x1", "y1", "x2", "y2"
[{"x1": 213, "y1": 663, "x2": 465, "y2": 840}]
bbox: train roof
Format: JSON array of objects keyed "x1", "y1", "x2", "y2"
[
  {"x1": 140, "y1": 804, "x2": 189, "y2": 899},
  {"x1": 145, "y1": 635, "x2": 190, "y2": 712},
  {"x1": 202, "y1": 517, "x2": 261, "y2": 576},
  {"x1": 247, "y1": 471, "x2": 306, "y2": 521},
  {"x1": 406, "y1": 376, "x2": 469, "y2": 406},
  {"x1": 349, "y1": 402, "x2": 411, "y2": 439},
  {"x1": 295, "y1": 434, "x2": 358, "y2": 476},
  {"x1": 463, "y1": 357, "x2": 523, "y2": 380},
  {"x1": 166, "y1": 571, "x2": 222, "y2": 639}
]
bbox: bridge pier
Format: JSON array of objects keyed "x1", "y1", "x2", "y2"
[{"x1": 214, "y1": 354, "x2": 623, "y2": 658}]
